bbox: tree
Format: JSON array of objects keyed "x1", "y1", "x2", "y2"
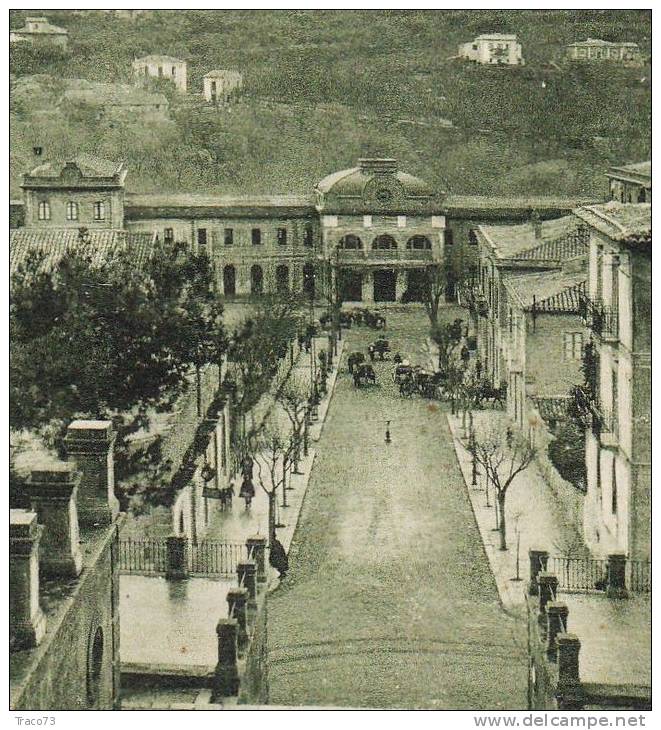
[
  {"x1": 276, "y1": 373, "x2": 309, "y2": 473},
  {"x1": 421, "y1": 264, "x2": 447, "y2": 326},
  {"x1": 430, "y1": 318, "x2": 464, "y2": 372},
  {"x1": 472, "y1": 420, "x2": 536, "y2": 550},
  {"x1": 252, "y1": 416, "x2": 295, "y2": 547},
  {"x1": 10, "y1": 242, "x2": 226, "y2": 504}
]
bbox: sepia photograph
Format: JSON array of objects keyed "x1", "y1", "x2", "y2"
[{"x1": 7, "y1": 4, "x2": 652, "y2": 718}]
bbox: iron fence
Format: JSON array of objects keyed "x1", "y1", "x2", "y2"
[
  {"x1": 118, "y1": 537, "x2": 168, "y2": 574},
  {"x1": 119, "y1": 537, "x2": 248, "y2": 577},
  {"x1": 550, "y1": 556, "x2": 651, "y2": 593}
]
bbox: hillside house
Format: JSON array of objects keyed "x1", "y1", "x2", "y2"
[
  {"x1": 10, "y1": 17, "x2": 68, "y2": 50},
  {"x1": 203, "y1": 70, "x2": 244, "y2": 104},
  {"x1": 566, "y1": 39, "x2": 644, "y2": 67},
  {"x1": 458, "y1": 34, "x2": 524, "y2": 66},
  {"x1": 132, "y1": 55, "x2": 187, "y2": 93},
  {"x1": 606, "y1": 161, "x2": 651, "y2": 204}
]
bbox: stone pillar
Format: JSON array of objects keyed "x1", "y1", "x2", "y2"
[
  {"x1": 537, "y1": 573, "x2": 559, "y2": 629},
  {"x1": 25, "y1": 465, "x2": 83, "y2": 578},
  {"x1": 226, "y1": 587, "x2": 249, "y2": 649},
  {"x1": 606, "y1": 553, "x2": 628, "y2": 598},
  {"x1": 528, "y1": 549, "x2": 549, "y2": 596},
  {"x1": 555, "y1": 634, "x2": 584, "y2": 709},
  {"x1": 238, "y1": 561, "x2": 257, "y2": 601},
  {"x1": 64, "y1": 420, "x2": 119, "y2": 528},
  {"x1": 211, "y1": 618, "x2": 240, "y2": 701},
  {"x1": 166, "y1": 535, "x2": 187, "y2": 579},
  {"x1": 10, "y1": 510, "x2": 46, "y2": 649},
  {"x1": 546, "y1": 602, "x2": 569, "y2": 661},
  {"x1": 362, "y1": 270, "x2": 373, "y2": 303},
  {"x1": 395, "y1": 268, "x2": 406, "y2": 302},
  {"x1": 246, "y1": 536, "x2": 267, "y2": 583}
]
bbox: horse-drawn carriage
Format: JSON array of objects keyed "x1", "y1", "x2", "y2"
[
  {"x1": 353, "y1": 363, "x2": 377, "y2": 387},
  {"x1": 347, "y1": 351, "x2": 366, "y2": 374},
  {"x1": 368, "y1": 337, "x2": 390, "y2": 361}
]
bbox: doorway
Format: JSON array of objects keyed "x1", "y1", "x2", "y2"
[
  {"x1": 223, "y1": 265, "x2": 236, "y2": 296},
  {"x1": 338, "y1": 269, "x2": 363, "y2": 301},
  {"x1": 373, "y1": 269, "x2": 396, "y2": 302},
  {"x1": 405, "y1": 269, "x2": 427, "y2": 302}
]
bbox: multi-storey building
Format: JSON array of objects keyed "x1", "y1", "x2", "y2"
[
  {"x1": 10, "y1": 16, "x2": 68, "y2": 49},
  {"x1": 132, "y1": 54, "x2": 187, "y2": 93},
  {"x1": 606, "y1": 161, "x2": 651, "y2": 204},
  {"x1": 571, "y1": 202, "x2": 651, "y2": 562},
  {"x1": 565, "y1": 38, "x2": 644, "y2": 67},
  {"x1": 21, "y1": 154, "x2": 128, "y2": 230},
  {"x1": 458, "y1": 34, "x2": 524, "y2": 66}
]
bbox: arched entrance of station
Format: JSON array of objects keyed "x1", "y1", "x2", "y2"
[
  {"x1": 223, "y1": 265, "x2": 236, "y2": 296},
  {"x1": 404, "y1": 268, "x2": 427, "y2": 302},
  {"x1": 276, "y1": 264, "x2": 290, "y2": 294},
  {"x1": 250, "y1": 264, "x2": 263, "y2": 295},
  {"x1": 338, "y1": 268, "x2": 363, "y2": 301},
  {"x1": 373, "y1": 269, "x2": 396, "y2": 302}
]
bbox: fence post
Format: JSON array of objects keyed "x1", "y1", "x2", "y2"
[
  {"x1": 546, "y1": 602, "x2": 569, "y2": 661},
  {"x1": 606, "y1": 553, "x2": 628, "y2": 599},
  {"x1": 528, "y1": 548, "x2": 549, "y2": 596},
  {"x1": 555, "y1": 633, "x2": 584, "y2": 709},
  {"x1": 537, "y1": 573, "x2": 559, "y2": 632},
  {"x1": 227, "y1": 587, "x2": 249, "y2": 650},
  {"x1": 246, "y1": 535, "x2": 267, "y2": 584},
  {"x1": 165, "y1": 535, "x2": 187, "y2": 580},
  {"x1": 238, "y1": 561, "x2": 257, "y2": 608},
  {"x1": 211, "y1": 618, "x2": 239, "y2": 701}
]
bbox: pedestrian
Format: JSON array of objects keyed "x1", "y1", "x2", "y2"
[
  {"x1": 385, "y1": 420, "x2": 391, "y2": 444},
  {"x1": 239, "y1": 476, "x2": 255, "y2": 510},
  {"x1": 297, "y1": 331, "x2": 305, "y2": 351},
  {"x1": 269, "y1": 538, "x2": 289, "y2": 578},
  {"x1": 368, "y1": 343, "x2": 376, "y2": 362},
  {"x1": 475, "y1": 357, "x2": 482, "y2": 381},
  {"x1": 393, "y1": 352, "x2": 402, "y2": 365},
  {"x1": 461, "y1": 344, "x2": 470, "y2": 367}
]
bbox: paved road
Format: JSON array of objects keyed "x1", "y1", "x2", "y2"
[{"x1": 266, "y1": 308, "x2": 528, "y2": 709}]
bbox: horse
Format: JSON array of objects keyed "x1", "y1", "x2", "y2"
[
  {"x1": 353, "y1": 363, "x2": 377, "y2": 387},
  {"x1": 371, "y1": 338, "x2": 390, "y2": 360},
  {"x1": 347, "y1": 351, "x2": 366, "y2": 374},
  {"x1": 475, "y1": 382, "x2": 507, "y2": 409}
]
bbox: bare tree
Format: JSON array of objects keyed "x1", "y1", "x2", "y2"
[
  {"x1": 252, "y1": 416, "x2": 295, "y2": 547},
  {"x1": 472, "y1": 420, "x2": 536, "y2": 550},
  {"x1": 276, "y1": 373, "x2": 309, "y2": 474},
  {"x1": 421, "y1": 264, "x2": 446, "y2": 326}
]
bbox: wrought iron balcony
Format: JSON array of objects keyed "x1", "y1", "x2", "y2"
[
  {"x1": 571, "y1": 385, "x2": 617, "y2": 439},
  {"x1": 458, "y1": 279, "x2": 488, "y2": 316},
  {"x1": 579, "y1": 293, "x2": 619, "y2": 340}
]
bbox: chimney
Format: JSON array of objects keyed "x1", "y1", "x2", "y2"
[
  {"x1": 64, "y1": 420, "x2": 120, "y2": 528},
  {"x1": 25, "y1": 464, "x2": 83, "y2": 578},
  {"x1": 10, "y1": 509, "x2": 46, "y2": 649}
]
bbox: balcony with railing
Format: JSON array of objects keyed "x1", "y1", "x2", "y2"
[
  {"x1": 571, "y1": 385, "x2": 618, "y2": 443},
  {"x1": 579, "y1": 293, "x2": 619, "y2": 341},
  {"x1": 336, "y1": 247, "x2": 434, "y2": 264},
  {"x1": 458, "y1": 278, "x2": 489, "y2": 317}
]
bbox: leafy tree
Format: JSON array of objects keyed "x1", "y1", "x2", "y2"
[
  {"x1": 10, "y1": 242, "x2": 226, "y2": 502},
  {"x1": 472, "y1": 420, "x2": 536, "y2": 550},
  {"x1": 430, "y1": 317, "x2": 464, "y2": 372},
  {"x1": 276, "y1": 373, "x2": 309, "y2": 473}
]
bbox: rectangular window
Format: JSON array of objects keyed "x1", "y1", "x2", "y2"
[
  {"x1": 277, "y1": 228, "x2": 288, "y2": 246},
  {"x1": 224, "y1": 228, "x2": 234, "y2": 246},
  {"x1": 252, "y1": 228, "x2": 262, "y2": 245},
  {"x1": 563, "y1": 332, "x2": 583, "y2": 361},
  {"x1": 93, "y1": 201, "x2": 105, "y2": 221},
  {"x1": 66, "y1": 201, "x2": 79, "y2": 221},
  {"x1": 172, "y1": 66, "x2": 176, "y2": 76},
  {"x1": 444, "y1": 229, "x2": 454, "y2": 246},
  {"x1": 197, "y1": 229, "x2": 208, "y2": 246},
  {"x1": 38, "y1": 200, "x2": 50, "y2": 221},
  {"x1": 303, "y1": 225, "x2": 314, "y2": 247},
  {"x1": 164, "y1": 227, "x2": 174, "y2": 244},
  {"x1": 158, "y1": 66, "x2": 163, "y2": 77}
]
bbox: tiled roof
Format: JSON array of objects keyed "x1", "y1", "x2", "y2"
[
  {"x1": 479, "y1": 215, "x2": 579, "y2": 259},
  {"x1": 607, "y1": 161, "x2": 651, "y2": 183},
  {"x1": 27, "y1": 154, "x2": 123, "y2": 179},
  {"x1": 573, "y1": 202, "x2": 651, "y2": 242},
  {"x1": 504, "y1": 270, "x2": 587, "y2": 312},
  {"x1": 514, "y1": 229, "x2": 588, "y2": 262},
  {"x1": 134, "y1": 55, "x2": 185, "y2": 65},
  {"x1": 10, "y1": 228, "x2": 155, "y2": 278}
]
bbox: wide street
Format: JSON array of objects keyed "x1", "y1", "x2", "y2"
[{"x1": 266, "y1": 307, "x2": 528, "y2": 709}]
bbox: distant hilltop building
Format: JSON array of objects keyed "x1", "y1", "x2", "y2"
[
  {"x1": 566, "y1": 38, "x2": 644, "y2": 67},
  {"x1": 132, "y1": 55, "x2": 187, "y2": 93},
  {"x1": 10, "y1": 16, "x2": 68, "y2": 50},
  {"x1": 458, "y1": 34, "x2": 524, "y2": 66},
  {"x1": 203, "y1": 70, "x2": 244, "y2": 105}
]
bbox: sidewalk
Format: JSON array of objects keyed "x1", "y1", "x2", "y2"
[{"x1": 447, "y1": 411, "x2": 586, "y2": 612}]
